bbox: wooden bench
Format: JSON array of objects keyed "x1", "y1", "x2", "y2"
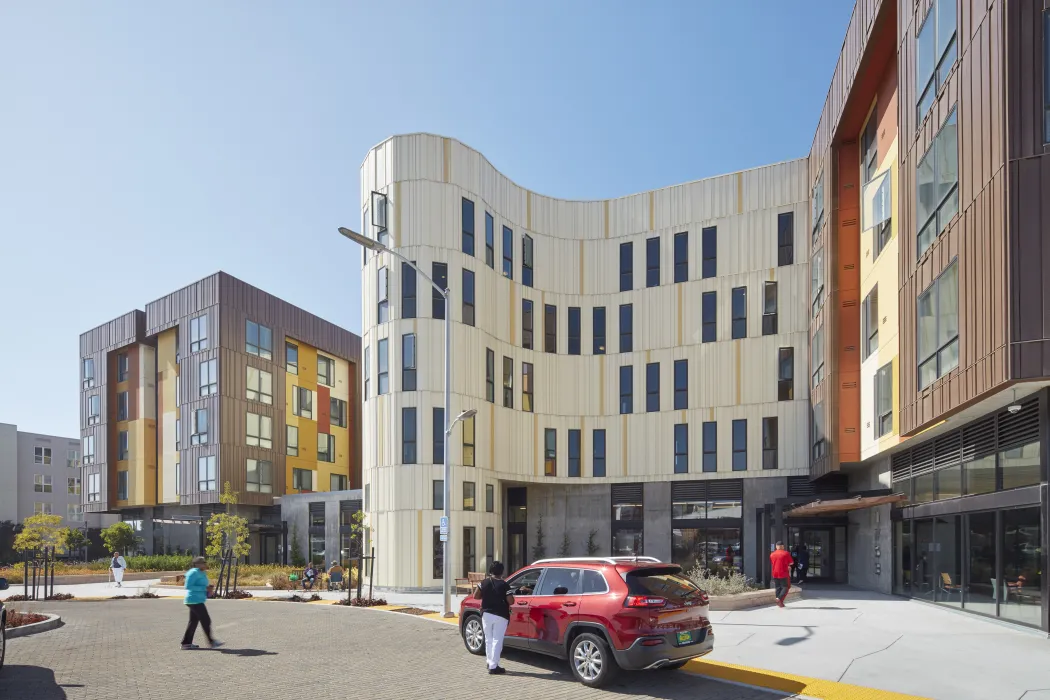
[{"x1": 454, "y1": 572, "x2": 486, "y2": 594}]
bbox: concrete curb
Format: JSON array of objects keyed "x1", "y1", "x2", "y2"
[{"x1": 6, "y1": 613, "x2": 62, "y2": 638}]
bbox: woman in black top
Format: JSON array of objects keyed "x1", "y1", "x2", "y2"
[{"x1": 478, "y1": 561, "x2": 515, "y2": 674}]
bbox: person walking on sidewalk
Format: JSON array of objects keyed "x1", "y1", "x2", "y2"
[
  {"x1": 796, "y1": 543, "x2": 810, "y2": 585},
  {"x1": 478, "y1": 561, "x2": 515, "y2": 674},
  {"x1": 770, "y1": 542, "x2": 793, "y2": 607},
  {"x1": 110, "y1": 551, "x2": 127, "y2": 588},
  {"x1": 181, "y1": 556, "x2": 224, "y2": 650}
]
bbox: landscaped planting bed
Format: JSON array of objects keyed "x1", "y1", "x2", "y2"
[{"x1": 6, "y1": 611, "x2": 47, "y2": 628}]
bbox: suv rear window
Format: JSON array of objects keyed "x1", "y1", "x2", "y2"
[{"x1": 625, "y1": 567, "x2": 704, "y2": 604}]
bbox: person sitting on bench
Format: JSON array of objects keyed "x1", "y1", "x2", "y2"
[
  {"x1": 327, "y1": 561, "x2": 345, "y2": 591},
  {"x1": 302, "y1": 564, "x2": 319, "y2": 590}
]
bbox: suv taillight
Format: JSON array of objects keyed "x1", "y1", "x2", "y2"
[
  {"x1": 624, "y1": 595, "x2": 667, "y2": 608},
  {"x1": 699, "y1": 592, "x2": 710, "y2": 605}
]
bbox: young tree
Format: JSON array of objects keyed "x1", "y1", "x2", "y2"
[
  {"x1": 290, "y1": 523, "x2": 306, "y2": 568},
  {"x1": 206, "y1": 482, "x2": 251, "y2": 596},
  {"x1": 531, "y1": 516, "x2": 546, "y2": 562},
  {"x1": 558, "y1": 532, "x2": 571, "y2": 557},
  {"x1": 100, "y1": 521, "x2": 138, "y2": 556},
  {"x1": 14, "y1": 514, "x2": 66, "y2": 554},
  {"x1": 586, "y1": 529, "x2": 600, "y2": 556},
  {"x1": 62, "y1": 528, "x2": 91, "y2": 560}
]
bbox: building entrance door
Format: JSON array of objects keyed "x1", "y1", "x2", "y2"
[
  {"x1": 506, "y1": 487, "x2": 528, "y2": 574},
  {"x1": 787, "y1": 527, "x2": 839, "y2": 582}
]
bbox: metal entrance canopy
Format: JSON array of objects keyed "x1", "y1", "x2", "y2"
[{"x1": 784, "y1": 493, "x2": 906, "y2": 517}]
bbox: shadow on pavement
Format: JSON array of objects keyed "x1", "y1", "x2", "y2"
[
  {"x1": 0, "y1": 665, "x2": 71, "y2": 698},
  {"x1": 775, "y1": 626, "x2": 814, "y2": 646},
  {"x1": 215, "y1": 648, "x2": 278, "y2": 657}
]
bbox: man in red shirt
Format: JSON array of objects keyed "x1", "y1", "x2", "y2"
[{"x1": 770, "y1": 541, "x2": 793, "y2": 607}]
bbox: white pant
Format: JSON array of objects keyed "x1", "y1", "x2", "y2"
[
  {"x1": 481, "y1": 612, "x2": 509, "y2": 670},
  {"x1": 111, "y1": 568, "x2": 124, "y2": 584}
]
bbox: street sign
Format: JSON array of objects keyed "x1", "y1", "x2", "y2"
[
  {"x1": 439, "y1": 533, "x2": 448, "y2": 542},
  {"x1": 439, "y1": 516, "x2": 449, "y2": 528}
]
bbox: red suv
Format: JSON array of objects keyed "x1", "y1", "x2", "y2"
[{"x1": 459, "y1": 557, "x2": 713, "y2": 687}]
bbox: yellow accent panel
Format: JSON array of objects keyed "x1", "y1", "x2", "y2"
[
  {"x1": 124, "y1": 419, "x2": 157, "y2": 507},
  {"x1": 736, "y1": 172, "x2": 743, "y2": 214},
  {"x1": 769, "y1": 268, "x2": 775, "y2": 281},
  {"x1": 442, "y1": 138, "x2": 451, "y2": 183},
  {"x1": 156, "y1": 329, "x2": 179, "y2": 504},
  {"x1": 645, "y1": 349, "x2": 651, "y2": 364}
]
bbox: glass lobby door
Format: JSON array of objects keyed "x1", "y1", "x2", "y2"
[{"x1": 788, "y1": 527, "x2": 833, "y2": 581}]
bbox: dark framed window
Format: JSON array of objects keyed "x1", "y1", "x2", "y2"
[
  {"x1": 544, "y1": 304, "x2": 557, "y2": 353},
  {"x1": 502, "y1": 226, "x2": 513, "y2": 279},
  {"x1": 82, "y1": 357, "x2": 95, "y2": 389},
  {"x1": 674, "y1": 359, "x2": 688, "y2": 410},
  {"x1": 286, "y1": 341, "x2": 299, "y2": 375},
  {"x1": 611, "y1": 484, "x2": 644, "y2": 556},
  {"x1": 432, "y1": 262, "x2": 448, "y2": 319},
  {"x1": 462, "y1": 269, "x2": 475, "y2": 326},
  {"x1": 291, "y1": 467, "x2": 311, "y2": 491},
  {"x1": 432, "y1": 479, "x2": 444, "y2": 510},
  {"x1": 377, "y1": 338, "x2": 389, "y2": 395},
  {"x1": 701, "y1": 226, "x2": 716, "y2": 278},
  {"x1": 646, "y1": 236, "x2": 660, "y2": 287},
  {"x1": 544, "y1": 428, "x2": 557, "y2": 476},
  {"x1": 377, "y1": 266, "x2": 389, "y2": 323},
  {"x1": 812, "y1": 327, "x2": 825, "y2": 388},
  {"x1": 619, "y1": 242, "x2": 633, "y2": 291},
  {"x1": 915, "y1": 0, "x2": 957, "y2": 124},
  {"x1": 522, "y1": 235, "x2": 534, "y2": 287},
  {"x1": 812, "y1": 173, "x2": 825, "y2": 239},
  {"x1": 190, "y1": 314, "x2": 208, "y2": 352},
  {"x1": 863, "y1": 286, "x2": 879, "y2": 359},
  {"x1": 777, "y1": 212, "x2": 794, "y2": 266},
  {"x1": 462, "y1": 197, "x2": 475, "y2": 256},
  {"x1": 732, "y1": 419, "x2": 747, "y2": 472},
  {"x1": 593, "y1": 429, "x2": 607, "y2": 477},
  {"x1": 778, "y1": 347, "x2": 794, "y2": 400},
  {"x1": 646, "y1": 362, "x2": 660, "y2": 412},
  {"x1": 619, "y1": 365, "x2": 633, "y2": 414},
  {"x1": 463, "y1": 481, "x2": 475, "y2": 510},
  {"x1": 812, "y1": 402, "x2": 827, "y2": 460},
  {"x1": 703, "y1": 422, "x2": 717, "y2": 472},
  {"x1": 462, "y1": 415, "x2": 475, "y2": 467},
  {"x1": 402, "y1": 262, "x2": 417, "y2": 319},
  {"x1": 568, "y1": 307, "x2": 581, "y2": 355},
  {"x1": 432, "y1": 408, "x2": 444, "y2": 464},
  {"x1": 117, "y1": 352, "x2": 129, "y2": 382},
  {"x1": 568, "y1": 429, "x2": 581, "y2": 477},
  {"x1": 486, "y1": 484, "x2": 494, "y2": 513},
  {"x1": 812, "y1": 247, "x2": 825, "y2": 316},
  {"x1": 118, "y1": 430, "x2": 129, "y2": 460},
  {"x1": 402, "y1": 407, "x2": 417, "y2": 464},
  {"x1": 763, "y1": 282, "x2": 778, "y2": 335},
  {"x1": 861, "y1": 109, "x2": 879, "y2": 183},
  {"x1": 200, "y1": 358, "x2": 218, "y2": 396},
  {"x1": 485, "y1": 349, "x2": 495, "y2": 403},
  {"x1": 317, "y1": 432, "x2": 335, "y2": 462},
  {"x1": 593, "y1": 307, "x2": 606, "y2": 354},
  {"x1": 485, "y1": 212, "x2": 495, "y2": 268},
  {"x1": 619, "y1": 304, "x2": 633, "y2": 353},
  {"x1": 702, "y1": 291, "x2": 716, "y2": 343},
  {"x1": 198, "y1": 456, "x2": 217, "y2": 491},
  {"x1": 917, "y1": 259, "x2": 959, "y2": 389},
  {"x1": 287, "y1": 425, "x2": 298, "y2": 456},
  {"x1": 432, "y1": 527, "x2": 443, "y2": 579},
  {"x1": 673, "y1": 232, "x2": 688, "y2": 283},
  {"x1": 522, "y1": 362, "x2": 534, "y2": 412},
  {"x1": 731, "y1": 286, "x2": 747, "y2": 339},
  {"x1": 762, "y1": 417, "x2": 778, "y2": 470},
  {"x1": 875, "y1": 362, "x2": 893, "y2": 438},
  {"x1": 503, "y1": 356, "x2": 513, "y2": 408},
  {"x1": 246, "y1": 320, "x2": 273, "y2": 359},
  {"x1": 191, "y1": 408, "x2": 208, "y2": 445},
  {"x1": 117, "y1": 390, "x2": 128, "y2": 421},
  {"x1": 402, "y1": 333, "x2": 416, "y2": 391},
  {"x1": 292, "y1": 385, "x2": 313, "y2": 418},
  {"x1": 117, "y1": 470, "x2": 128, "y2": 500},
  {"x1": 246, "y1": 411, "x2": 272, "y2": 447},
  {"x1": 522, "y1": 299, "x2": 534, "y2": 349},
  {"x1": 674, "y1": 423, "x2": 688, "y2": 474},
  {"x1": 88, "y1": 394, "x2": 100, "y2": 424},
  {"x1": 1045, "y1": 10, "x2": 1050, "y2": 144},
  {"x1": 917, "y1": 109, "x2": 959, "y2": 257},
  {"x1": 317, "y1": 355, "x2": 335, "y2": 387}
]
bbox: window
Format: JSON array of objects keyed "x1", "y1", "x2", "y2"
[
  {"x1": 190, "y1": 314, "x2": 208, "y2": 352},
  {"x1": 646, "y1": 236, "x2": 660, "y2": 287},
  {"x1": 812, "y1": 172, "x2": 825, "y2": 236},
  {"x1": 246, "y1": 320, "x2": 273, "y2": 359},
  {"x1": 568, "y1": 429, "x2": 581, "y2": 477},
  {"x1": 317, "y1": 355, "x2": 334, "y2": 387},
  {"x1": 619, "y1": 242, "x2": 633, "y2": 291},
  {"x1": 433, "y1": 408, "x2": 444, "y2": 464},
  {"x1": 502, "y1": 226, "x2": 513, "y2": 279},
  {"x1": 318, "y1": 432, "x2": 335, "y2": 463},
  {"x1": 83, "y1": 435, "x2": 95, "y2": 465},
  {"x1": 87, "y1": 395, "x2": 100, "y2": 425},
  {"x1": 486, "y1": 483, "x2": 495, "y2": 512},
  {"x1": 198, "y1": 455, "x2": 217, "y2": 491},
  {"x1": 875, "y1": 362, "x2": 893, "y2": 438},
  {"x1": 503, "y1": 356, "x2": 513, "y2": 408},
  {"x1": 67, "y1": 449, "x2": 78, "y2": 468},
  {"x1": 87, "y1": 472, "x2": 100, "y2": 502},
  {"x1": 118, "y1": 430, "x2": 129, "y2": 460},
  {"x1": 432, "y1": 479, "x2": 443, "y2": 510},
  {"x1": 522, "y1": 299, "x2": 534, "y2": 349},
  {"x1": 462, "y1": 269, "x2": 475, "y2": 326},
  {"x1": 762, "y1": 417, "x2": 778, "y2": 470},
  {"x1": 593, "y1": 429, "x2": 607, "y2": 477},
  {"x1": 246, "y1": 366, "x2": 272, "y2": 404},
  {"x1": 292, "y1": 386, "x2": 314, "y2": 419},
  {"x1": 292, "y1": 468, "x2": 312, "y2": 492},
  {"x1": 462, "y1": 197, "x2": 475, "y2": 256},
  {"x1": 463, "y1": 481, "x2": 476, "y2": 510},
  {"x1": 401, "y1": 262, "x2": 417, "y2": 319},
  {"x1": 402, "y1": 407, "x2": 417, "y2": 464},
  {"x1": 620, "y1": 363, "x2": 635, "y2": 415},
  {"x1": 863, "y1": 287, "x2": 879, "y2": 359},
  {"x1": 34, "y1": 447, "x2": 51, "y2": 465},
  {"x1": 286, "y1": 342, "x2": 299, "y2": 375},
  {"x1": 812, "y1": 327, "x2": 825, "y2": 388},
  {"x1": 1046, "y1": 10, "x2": 1050, "y2": 143},
  {"x1": 812, "y1": 247, "x2": 825, "y2": 316},
  {"x1": 544, "y1": 304, "x2": 556, "y2": 353},
  {"x1": 916, "y1": 0, "x2": 957, "y2": 123},
  {"x1": 363, "y1": 346, "x2": 369, "y2": 399},
  {"x1": 731, "y1": 286, "x2": 747, "y2": 339},
  {"x1": 287, "y1": 425, "x2": 299, "y2": 456},
  {"x1": 377, "y1": 338, "x2": 389, "y2": 395},
  {"x1": 522, "y1": 234, "x2": 534, "y2": 287},
  {"x1": 672, "y1": 359, "x2": 690, "y2": 410},
  {"x1": 917, "y1": 109, "x2": 959, "y2": 257},
  {"x1": 865, "y1": 170, "x2": 893, "y2": 260},
  {"x1": 701, "y1": 226, "x2": 716, "y2": 278},
  {"x1": 763, "y1": 282, "x2": 778, "y2": 335},
  {"x1": 812, "y1": 403, "x2": 827, "y2": 460},
  {"x1": 191, "y1": 408, "x2": 208, "y2": 445},
  {"x1": 117, "y1": 352, "x2": 129, "y2": 382},
  {"x1": 331, "y1": 474, "x2": 347, "y2": 491},
  {"x1": 485, "y1": 349, "x2": 495, "y2": 403},
  {"x1": 115, "y1": 390, "x2": 128, "y2": 421},
  {"x1": 331, "y1": 398, "x2": 347, "y2": 428},
  {"x1": 673, "y1": 232, "x2": 688, "y2": 283},
  {"x1": 777, "y1": 213, "x2": 794, "y2": 266},
  {"x1": 544, "y1": 428, "x2": 557, "y2": 476},
  {"x1": 522, "y1": 363, "x2": 534, "y2": 412},
  {"x1": 568, "y1": 307, "x2": 581, "y2": 355},
  {"x1": 646, "y1": 362, "x2": 660, "y2": 412},
  {"x1": 34, "y1": 502, "x2": 53, "y2": 515},
  {"x1": 778, "y1": 347, "x2": 794, "y2": 400},
  {"x1": 861, "y1": 109, "x2": 879, "y2": 183},
  {"x1": 618, "y1": 304, "x2": 633, "y2": 353},
  {"x1": 402, "y1": 333, "x2": 417, "y2": 391},
  {"x1": 674, "y1": 424, "x2": 688, "y2": 474},
  {"x1": 377, "y1": 265, "x2": 390, "y2": 323},
  {"x1": 462, "y1": 415, "x2": 475, "y2": 467},
  {"x1": 116, "y1": 472, "x2": 128, "y2": 501},
  {"x1": 703, "y1": 422, "x2": 717, "y2": 472},
  {"x1": 68, "y1": 504, "x2": 84, "y2": 522},
  {"x1": 702, "y1": 292, "x2": 717, "y2": 343},
  {"x1": 732, "y1": 420, "x2": 747, "y2": 471},
  {"x1": 200, "y1": 358, "x2": 218, "y2": 396},
  {"x1": 917, "y1": 259, "x2": 959, "y2": 389},
  {"x1": 485, "y1": 212, "x2": 495, "y2": 268},
  {"x1": 82, "y1": 357, "x2": 95, "y2": 389},
  {"x1": 593, "y1": 307, "x2": 606, "y2": 354},
  {"x1": 34, "y1": 474, "x2": 52, "y2": 493},
  {"x1": 246, "y1": 459, "x2": 273, "y2": 494},
  {"x1": 246, "y1": 412, "x2": 271, "y2": 448},
  {"x1": 432, "y1": 263, "x2": 448, "y2": 319}
]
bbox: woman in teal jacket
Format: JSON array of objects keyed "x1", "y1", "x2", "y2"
[{"x1": 181, "y1": 556, "x2": 224, "y2": 650}]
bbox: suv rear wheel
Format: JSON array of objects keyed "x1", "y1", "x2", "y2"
[
  {"x1": 461, "y1": 614, "x2": 485, "y2": 656},
  {"x1": 569, "y1": 632, "x2": 619, "y2": 687}
]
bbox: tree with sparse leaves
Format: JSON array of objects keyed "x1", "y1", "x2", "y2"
[
  {"x1": 14, "y1": 514, "x2": 65, "y2": 554},
  {"x1": 558, "y1": 532, "x2": 571, "y2": 557},
  {"x1": 586, "y1": 530, "x2": 600, "y2": 556},
  {"x1": 101, "y1": 521, "x2": 138, "y2": 555},
  {"x1": 531, "y1": 516, "x2": 547, "y2": 561},
  {"x1": 61, "y1": 528, "x2": 91, "y2": 559},
  {"x1": 206, "y1": 483, "x2": 251, "y2": 597}
]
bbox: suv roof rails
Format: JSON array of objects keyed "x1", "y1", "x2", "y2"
[{"x1": 531, "y1": 556, "x2": 663, "y2": 566}]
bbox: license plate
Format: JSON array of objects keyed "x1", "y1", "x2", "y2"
[{"x1": 676, "y1": 630, "x2": 694, "y2": 645}]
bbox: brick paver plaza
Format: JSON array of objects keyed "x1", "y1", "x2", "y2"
[{"x1": 2, "y1": 600, "x2": 785, "y2": 700}]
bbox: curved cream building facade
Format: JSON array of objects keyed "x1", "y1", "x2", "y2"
[{"x1": 360, "y1": 134, "x2": 810, "y2": 590}]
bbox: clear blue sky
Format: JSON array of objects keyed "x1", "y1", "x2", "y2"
[{"x1": 0, "y1": 1, "x2": 853, "y2": 438}]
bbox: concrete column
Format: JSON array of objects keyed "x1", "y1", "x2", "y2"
[{"x1": 643, "y1": 482, "x2": 672, "y2": 563}]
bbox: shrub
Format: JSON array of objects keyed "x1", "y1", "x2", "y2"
[
  {"x1": 281, "y1": 593, "x2": 321, "y2": 603},
  {"x1": 269, "y1": 572, "x2": 293, "y2": 590},
  {"x1": 45, "y1": 593, "x2": 74, "y2": 600},
  {"x1": 135, "y1": 590, "x2": 160, "y2": 599},
  {"x1": 338, "y1": 597, "x2": 387, "y2": 607},
  {"x1": 686, "y1": 563, "x2": 758, "y2": 596},
  {"x1": 3, "y1": 594, "x2": 29, "y2": 602},
  {"x1": 224, "y1": 589, "x2": 253, "y2": 599},
  {"x1": 7, "y1": 611, "x2": 47, "y2": 628}
]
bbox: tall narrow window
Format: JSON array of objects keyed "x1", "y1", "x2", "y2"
[
  {"x1": 485, "y1": 349, "x2": 495, "y2": 403},
  {"x1": 861, "y1": 109, "x2": 879, "y2": 182},
  {"x1": 568, "y1": 307, "x2": 581, "y2": 355},
  {"x1": 503, "y1": 357, "x2": 513, "y2": 408},
  {"x1": 646, "y1": 236, "x2": 660, "y2": 287},
  {"x1": 917, "y1": 259, "x2": 959, "y2": 389},
  {"x1": 462, "y1": 415, "x2": 475, "y2": 467},
  {"x1": 702, "y1": 292, "x2": 717, "y2": 343},
  {"x1": 462, "y1": 269, "x2": 475, "y2": 327},
  {"x1": 377, "y1": 266, "x2": 389, "y2": 323},
  {"x1": 915, "y1": 0, "x2": 957, "y2": 123},
  {"x1": 875, "y1": 362, "x2": 893, "y2": 438},
  {"x1": 701, "y1": 226, "x2": 716, "y2": 278},
  {"x1": 190, "y1": 314, "x2": 208, "y2": 352},
  {"x1": 568, "y1": 429, "x2": 581, "y2": 477},
  {"x1": 812, "y1": 247, "x2": 826, "y2": 316},
  {"x1": 778, "y1": 347, "x2": 794, "y2": 400},
  {"x1": 673, "y1": 232, "x2": 688, "y2": 283},
  {"x1": 544, "y1": 429, "x2": 557, "y2": 476},
  {"x1": 673, "y1": 359, "x2": 688, "y2": 410},
  {"x1": 522, "y1": 235, "x2": 534, "y2": 287},
  {"x1": 117, "y1": 471, "x2": 128, "y2": 500},
  {"x1": 812, "y1": 327, "x2": 825, "y2": 387},
  {"x1": 88, "y1": 394, "x2": 100, "y2": 424},
  {"x1": 462, "y1": 197, "x2": 475, "y2": 256},
  {"x1": 286, "y1": 342, "x2": 299, "y2": 375},
  {"x1": 917, "y1": 109, "x2": 959, "y2": 257},
  {"x1": 463, "y1": 482, "x2": 476, "y2": 510},
  {"x1": 363, "y1": 346, "x2": 369, "y2": 400},
  {"x1": 1045, "y1": 10, "x2": 1050, "y2": 143},
  {"x1": 674, "y1": 424, "x2": 688, "y2": 474},
  {"x1": 522, "y1": 363, "x2": 534, "y2": 413},
  {"x1": 522, "y1": 299, "x2": 534, "y2": 349},
  {"x1": 619, "y1": 304, "x2": 633, "y2": 353},
  {"x1": 731, "y1": 286, "x2": 747, "y2": 339},
  {"x1": 433, "y1": 408, "x2": 444, "y2": 464},
  {"x1": 402, "y1": 333, "x2": 417, "y2": 391},
  {"x1": 593, "y1": 429, "x2": 607, "y2": 477},
  {"x1": 377, "y1": 338, "x2": 389, "y2": 395},
  {"x1": 813, "y1": 171, "x2": 825, "y2": 237},
  {"x1": 486, "y1": 484, "x2": 494, "y2": 513},
  {"x1": 619, "y1": 365, "x2": 633, "y2": 414},
  {"x1": 813, "y1": 402, "x2": 827, "y2": 460},
  {"x1": 117, "y1": 353, "x2": 129, "y2": 382},
  {"x1": 593, "y1": 307, "x2": 606, "y2": 354},
  {"x1": 118, "y1": 430, "x2": 129, "y2": 460},
  {"x1": 863, "y1": 286, "x2": 879, "y2": 359},
  {"x1": 645, "y1": 362, "x2": 660, "y2": 413},
  {"x1": 763, "y1": 282, "x2": 778, "y2": 335},
  {"x1": 82, "y1": 357, "x2": 95, "y2": 389},
  {"x1": 619, "y1": 242, "x2": 633, "y2": 292},
  {"x1": 246, "y1": 459, "x2": 273, "y2": 494},
  {"x1": 197, "y1": 456, "x2": 217, "y2": 492},
  {"x1": 502, "y1": 226, "x2": 513, "y2": 279},
  {"x1": 544, "y1": 304, "x2": 557, "y2": 353},
  {"x1": 318, "y1": 432, "x2": 335, "y2": 462},
  {"x1": 200, "y1": 358, "x2": 218, "y2": 396},
  {"x1": 485, "y1": 212, "x2": 495, "y2": 268},
  {"x1": 246, "y1": 412, "x2": 272, "y2": 448},
  {"x1": 292, "y1": 386, "x2": 313, "y2": 419},
  {"x1": 432, "y1": 262, "x2": 448, "y2": 319},
  {"x1": 331, "y1": 400, "x2": 347, "y2": 428},
  {"x1": 117, "y1": 391, "x2": 129, "y2": 421},
  {"x1": 777, "y1": 213, "x2": 794, "y2": 266},
  {"x1": 83, "y1": 435, "x2": 95, "y2": 465},
  {"x1": 702, "y1": 422, "x2": 717, "y2": 473},
  {"x1": 762, "y1": 417, "x2": 778, "y2": 470},
  {"x1": 401, "y1": 262, "x2": 417, "y2": 319},
  {"x1": 402, "y1": 407, "x2": 417, "y2": 464},
  {"x1": 246, "y1": 320, "x2": 273, "y2": 359},
  {"x1": 317, "y1": 356, "x2": 334, "y2": 387},
  {"x1": 732, "y1": 419, "x2": 747, "y2": 471},
  {"x1": 287, "y1": 425, "x2": 299, "y2": 456}
]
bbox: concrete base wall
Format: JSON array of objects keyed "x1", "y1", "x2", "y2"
[
  {"x1": 526, "y1": 484, "x2": 612, "y2": 559},
  {"x1": 743, "y1": 476, "x2": 788, "y2": 581},
  {"x1": 280, "y1": 490, "x2": 363, "y2": 568},
  {"x1": 846, "y1": 462, "x2": 893, "y2": 595}
]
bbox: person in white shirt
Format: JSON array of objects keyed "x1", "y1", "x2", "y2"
[{"x1": 110, "y1": 551, "x2": 128, "y2": 587}]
